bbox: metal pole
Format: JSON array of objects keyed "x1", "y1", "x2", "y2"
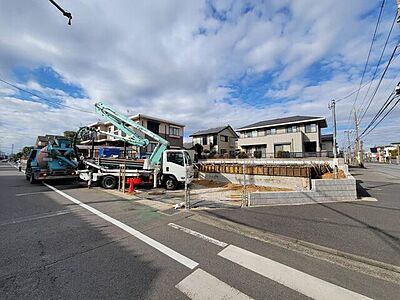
[
  {"x1": 329, "y1": 100, "x2": 338, "y2": 178},
  {"x1": 184, "y1": 165, "x2": 189, "y2": 211},
  {"x1": 354, "y1": 109, "x2": 361, "y2": 166},
  {"x1": 397, "y1": 144, "x2": 400, "y2": 165}
]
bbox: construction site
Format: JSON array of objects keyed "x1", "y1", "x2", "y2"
[{"x1": 15, "y1": 101, "x2": 357, "y2": 211}]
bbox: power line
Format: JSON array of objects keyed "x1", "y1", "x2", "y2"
[
  {"x1": 351, "y1": 0, "x2": 386, "y2": 110},
  {"x1": 361, "y1": 96, "x2": 400, "y2": 138},
  {"x1": 358, "y1": 43, "x2": 399, "y2": 123},
  {"x1": 0, "y1": 77, "x2": 95, "y2": 114},
  {"x1": 360, "y1": 81, "x2": 399, "y2": 137},
  {"x1": 358, "y1": 12, "x2": 397, "y2": 114}
]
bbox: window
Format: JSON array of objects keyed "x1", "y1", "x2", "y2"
[
  {"x1": 305, "y1": 124, "x2": 317, "y2": 133},
  {"x1": 212, "y1": 135, "x2": 218, "y2": 145},
  {"x1": 287, "y1": 125, "x2": 298, "y2": 133},
  {"x1": 202, "y1": 136, "x2": 207, "y2": 145},
  {"x1": 266, "y1": 128, "x2": 276, "y2": 135},
  {"x1": 169, "y1": 126, "x2": 180, "y2": 136},
  {"x1": 246, "y1": 131, "x2": 252, "y2": 138},
  {"x1": 167, "y1": 152, "x2": 184, "y2": 166},
  {"x1": 184, "y1": 151, "x2": 192, "y2": 165},
  {"x1": 252, "y1": 130, "x2": 257, "y2": 137},
  {"x1": 258, "y1": 130, "x2": 265, "y2": 137},
  {"x1": 220, "y1": 135, "x2": 228, "y2": 142}
]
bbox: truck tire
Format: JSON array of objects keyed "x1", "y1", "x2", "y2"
[
  {"x1": 101, "y1": 175, "x2": 117, "y2": 189},
  {"x1": 164, "y1": 176, "x2": 178, "y2": 190},
  {"x1": 30, "y1": 173, "x2": 37, "y2": 184}
]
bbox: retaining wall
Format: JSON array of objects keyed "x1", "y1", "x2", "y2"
[
  {"x1": 199, "y1": 172, "x2": 310, "y2": 190},
  {"x1": 248, "y1": 171, "x2": 357, "y2": 206}
]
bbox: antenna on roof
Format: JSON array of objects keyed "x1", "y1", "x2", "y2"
[{"x1": 49, "y1": 0, "x2": 72, "y2": 25}]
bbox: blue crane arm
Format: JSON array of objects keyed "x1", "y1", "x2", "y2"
[{"x1": 94, "y1": 102, "x2": 170, "y2": 166}]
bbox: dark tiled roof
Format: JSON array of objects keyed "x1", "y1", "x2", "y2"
[
  {"x1": 238, "y1": 116, "x2": 326, "y2": 130},
  {"x1": 190, "y1": 125, "x2": 238, "y2": 137},
  {"x1": 321, "y1": 134, "x2": 333, "y2": 141}
]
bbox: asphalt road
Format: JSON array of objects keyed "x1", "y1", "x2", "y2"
[
  {"x1": 206, "y1": 163, "x2": 400, "y2": 266},
  {"x1": 0, "y1": 163, "x2": 399, "y2": 299}
]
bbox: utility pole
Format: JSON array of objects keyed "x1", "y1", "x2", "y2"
[
  {"x1": 344, "y1": 130, "x2": 353, "y2": 164},
  {"x1": 397, "y1": 0, "x2": 400, "y2": 23},
  {"x1": 353, "y1": 109, "x2": 362, "y2": 167},
  {"x1": 11, "y1": 144, "x2": 14, "y2": 156},
  {"x1": 328, "y1": 100, "x2": 338, "y2": 178}
]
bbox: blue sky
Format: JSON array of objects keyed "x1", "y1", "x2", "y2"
[{"x1": 0, "y1": 0, "x2": 399, "y2": 152}]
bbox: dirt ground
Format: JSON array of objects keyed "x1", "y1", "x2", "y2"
[
  {"x1": 193, "y1": 179, "x2": 292, "y2": 192},
  {"x1": 320, "y1": 169, "x2": 346, "y2": 179}
]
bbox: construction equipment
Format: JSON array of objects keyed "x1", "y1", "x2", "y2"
[
  {"x1": 75, "y1": 102, "x2": 193, "y2": 190},
  {"x1": 25, "y1": 137, "x2": 78, "y2": 183}
]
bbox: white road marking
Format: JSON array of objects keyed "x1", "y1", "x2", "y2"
[
  {"x1": 218, "y1": 245, "x2": 372, "y2": 300},
  {"x1": 176, "y1": 268, "x2": 253, "y2": 300},
  {"x1": 168, "y1": 223, "x2": 228, "y2": 248},
  {"x1": 0, "y1": 209, "x2": 74, "y2": 226},
  {"x1": 44, "y1": 183, "x2": 199, "y2": 269},
  {"x1": 16, "y1": 191, "x2": 51, "y2": 197}
]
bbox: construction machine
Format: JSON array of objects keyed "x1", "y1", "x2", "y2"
[
  {"x1": 74, "y1": 102, "x2": 193, "y2": 190},
  {"x1": 25, "y1": 137, "x2": 78, "y2": 183}
]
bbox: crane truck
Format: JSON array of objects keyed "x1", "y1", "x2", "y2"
[{"x1": 75, "y1": 102, "x2": 193, "y2": 190}]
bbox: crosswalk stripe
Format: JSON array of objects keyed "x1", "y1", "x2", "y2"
[
  {"x1": 176, "y1": 268, "x2": 253, "y2": 300},
  {"x1": 168, "y1": 223, "x2": 228, "y2": 248},
  {"x1": 218, "y1": 245, "x2": 372, "y2": 300}
]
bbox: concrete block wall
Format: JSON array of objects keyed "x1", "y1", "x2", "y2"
[{"x1": 249, "y1": 171, "x2": 357, "y2": 206}]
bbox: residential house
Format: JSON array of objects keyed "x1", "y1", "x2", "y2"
[
  {"x1": 80, "y1": 114, "x2": 185, "y2": 158},
  {"x1": 190, "y1": 125, "x2": 238, "y2": 157},
  {"x1": 321, "y1": 134, "x2": 334, "y2": 152},
  {"x1": 237, "y1": 116, "x2": 329, "y2": 158}
]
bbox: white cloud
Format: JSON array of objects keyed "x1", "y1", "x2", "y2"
[{"x1": 0, "y1": 0, "x2": 398, "y2": 152}]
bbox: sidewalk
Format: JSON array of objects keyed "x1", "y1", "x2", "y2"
[{"x1": 199, "y1": 163, "x2": 400, "y2": 267}]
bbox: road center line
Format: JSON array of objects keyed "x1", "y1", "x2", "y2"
[
  {"x1": 44, "y1": 183, "x2": 199, "y2": 269},
  {"x1": 218, "y1": 245, "x2": 372, "y2": 300},
  {"x1": 168, "y1": 223, "x2": 228, "y2": 248},
  {"x1": 176, "y1": 268, "x2": 253, "y2": 300}
]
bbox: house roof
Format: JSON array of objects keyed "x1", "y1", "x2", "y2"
[
  {"x1": 321, "y1": 134, "x2": 333, "y2": 141},
  {"x1": 237, "y1": 116, "x2": 327, "y2": 131},
  {"x1": 190, "y1": 125, "x2": 239, "y2": 137}
]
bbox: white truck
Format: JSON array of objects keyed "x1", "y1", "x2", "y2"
[{"x1": 75, "y1": 103, "x2": 193, "y2": 190}]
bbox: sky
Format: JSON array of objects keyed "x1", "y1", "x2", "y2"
[{"x1": 1, "y1": 0, "x2": 400, "y2": 153}]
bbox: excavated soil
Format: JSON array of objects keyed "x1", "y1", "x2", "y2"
[
  {"x1": 321, "y1": 170, "x2": 346, "y2": 179},
  {"x1": 193, "y1": 179, "x2": 292, "y2": 192}
]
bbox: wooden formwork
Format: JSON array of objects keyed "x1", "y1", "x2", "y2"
[{"x1": 197, "y1": 163, "x2": 311, "y2": 178}]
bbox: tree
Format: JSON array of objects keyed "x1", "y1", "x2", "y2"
[
  {"x1": 194, "y1": 143, "x2": 203, "y2": 158},
  {"x1": 22, "y1": 146, "x2": 32, "y2": 157}
]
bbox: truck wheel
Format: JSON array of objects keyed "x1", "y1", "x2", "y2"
[
  {"x1": 30, "y1": 173, "x2": 37, "y2": 184},
  {"x1": 164, "y1": 176, "x2": 178, "y2": 190},
  {"x1": 101, "y1": 175, "x2": 116, "y2": 189}
]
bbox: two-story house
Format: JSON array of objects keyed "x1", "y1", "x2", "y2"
[
  {"x1": 80, "y1": 114, "x2": 185, "y2": 158},
  {"x1": 190, "y1": 125, "x2": 238, "y2": 157},
  {"x1": 237, "y1": 116, "x2": 329, "y2": 158}
]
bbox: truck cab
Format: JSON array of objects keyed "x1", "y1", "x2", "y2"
[{"x1": 161, "y1": 149, "x2": 194, "y2": 190}]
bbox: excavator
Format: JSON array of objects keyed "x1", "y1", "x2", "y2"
[{"x1": 74, "y1": 102, "x2": 193, "y2": 190}]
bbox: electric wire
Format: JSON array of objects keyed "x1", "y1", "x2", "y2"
[
  {"x1": 358, "y1": 12, "x2": 397, "y2": 115},
  {"x1": 351, "y1": 0, "x2": 386, "y2": 110},
  {"x1": 361, "y1": 96, "x2": 400, "y2": 138},
  {"x1": 0, "y1": 77, "x2": 95, "y2": 114},
  {"x1": 359, "y1": 42, "x2": 399, "y2": 123}
]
